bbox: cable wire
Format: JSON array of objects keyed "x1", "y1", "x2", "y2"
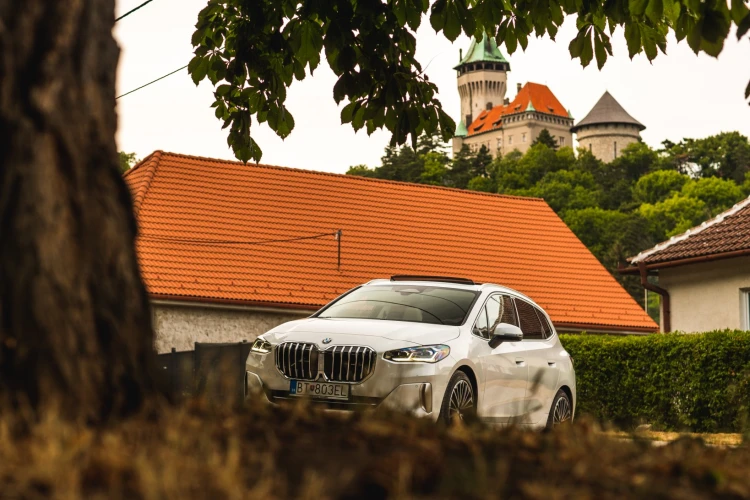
[
  {"x1": 138, "y1": 231, "x2": 337, "y2": 247},
  {"x1": 116, "y1": 0, "x2": 155, "y2": 22},
  {"x1": 116, "y1": 64, "x2": 188, "y2": 100}
]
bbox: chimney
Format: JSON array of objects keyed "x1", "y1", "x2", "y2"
[{"x1": 517, "y1": 83, "x2": 522, "y2": 94}]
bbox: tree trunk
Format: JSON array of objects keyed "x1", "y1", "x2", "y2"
[{"x1": 0, "y1": 0, "x2": 155, "y2": 421}]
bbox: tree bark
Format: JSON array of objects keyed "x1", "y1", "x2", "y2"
[{"x1": 0, "y1": 0, "x2": 155, "y2": 421}]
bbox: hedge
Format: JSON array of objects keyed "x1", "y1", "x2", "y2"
[{"x1": 560, "y1": 330, "x2": 750, "y2": 433}]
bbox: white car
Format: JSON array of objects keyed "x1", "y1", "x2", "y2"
[{"x1": 245, "y1": 276, "x2": 575, "y2": 427}]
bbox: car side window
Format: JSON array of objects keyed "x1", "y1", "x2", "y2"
[
  {"x1": 500, "y1": 295, "x2": 518, "y2": 327},
  {"x1": 473, "y1": 304, "x2": 489, "y2": 339},
  {"x1": 485, "y1": 295, "x2": 502, "y2": 338},
  {"x1": 514, "y1": 299, "x2": 545, "y2": 340},
  {"x1": 534, "y1": 307, "x2": 554, "y2": 338}
]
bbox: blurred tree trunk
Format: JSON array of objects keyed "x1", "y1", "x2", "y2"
[{"x1": 0, "y1": 0, "x2": 155, "y2": 421}]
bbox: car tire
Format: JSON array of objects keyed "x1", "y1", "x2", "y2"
[
  {"x1": 546, "y1": 389, "x2": 572, "y2": 429},
  {"x1": 439, "y1": 371, "x2": 476, "y2": 424}
]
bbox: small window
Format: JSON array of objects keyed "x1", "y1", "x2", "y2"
[
  {"x1": 522, "y1": 133, "x2": 527, "y2": 143},
  {"x1": 559, "y1": 137, "x2": 565, "y2": 146},
  {"x1": 515, "y1": 299, "x2": 544, "y2": 340},
  {"x1": 497, "y1": 138, "x2": 502, "y2": 148},
  {"x1": 742, "y1": 290, "x2": 750, "y2": 330},
  {"x1": 614, "y1": 141, "x2": 618, "y2": 158},
  {"x1": 589, "y1": 144, "x2": 592, "y2": 152},
  {"x1": 508, "y1": 135, "x2": 513, "y2": 144},
  {"x1": 486, "y1": 102, "x2": 493, "y2": 110},
  {"x1": 500, "y1": 295, "x2": 519, "y2": 327},
  {"x1": 473, "y1": 303, "x2": 489, "y2": 339},
  {"x1": 534, "y1": 307, "x2": 553, "y2": 338}
]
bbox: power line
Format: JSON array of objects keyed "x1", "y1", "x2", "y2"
[
  {"x1": 116, "y1": 0, "x2": 155, "y2": 22},
  {"x1": 138, "y1": 231, "x2": 339, "y2": 247},
  {"x1": 116, "y1": 64, "x2": 188, "y2": 100}
]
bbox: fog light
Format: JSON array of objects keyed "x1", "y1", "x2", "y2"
[{"x1": 419, "y1": 383, "x2": 432, "y2": 413}]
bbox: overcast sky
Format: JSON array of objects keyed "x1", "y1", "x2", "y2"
[{"x1": 114, "y1": 0, "x2": 750, "y2": 174}]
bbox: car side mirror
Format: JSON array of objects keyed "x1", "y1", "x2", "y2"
[{"x1": 488, "y1": 323, "x2": 523, "y2": 349}]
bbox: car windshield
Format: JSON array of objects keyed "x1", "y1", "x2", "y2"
[{"x1": 317, "y1": 285, "x2": 479, "y2": 326}]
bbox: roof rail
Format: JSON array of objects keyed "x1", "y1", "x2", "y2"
[{"x1": 389, "y1": 275, "x2": 476, "y2": 285}]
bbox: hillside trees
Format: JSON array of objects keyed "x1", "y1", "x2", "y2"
[
  {"x1": 349, "y1": 132, "x2": 750, "y2": 303},
  {"x1": 0, "y1": 0, "x2": 155, "y2": 420},
  {"x1": 190, "y1": 0, "x2": 750, "y2": 163}
]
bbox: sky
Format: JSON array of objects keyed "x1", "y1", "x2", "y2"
[{"x1": 114, "y1": 0, "x2": 750, "y2": 174}]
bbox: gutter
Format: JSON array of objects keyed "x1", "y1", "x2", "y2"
[
  {"x1": 621, "y1": 248, "x2": 750, "y2": 275},
  {"x1": 637, "y1": 262, "x2": 670, "y2": 333}
]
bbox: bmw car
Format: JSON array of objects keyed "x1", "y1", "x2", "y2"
[{"x1": 245, "y1": 276, "x2": 575, "y2": 427}]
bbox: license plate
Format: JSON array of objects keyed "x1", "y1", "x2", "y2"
[{"x1": 290, "y1": 380, "x2": 349, "y2": 400}]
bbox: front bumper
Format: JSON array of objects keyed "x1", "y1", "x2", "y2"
[{"x1": 245, "y1": 350, "x2": 455, "y2": 420}]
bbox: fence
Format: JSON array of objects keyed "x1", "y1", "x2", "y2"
[{"x1": 156, "y1": 341, "x2": 252, "y2": 403}]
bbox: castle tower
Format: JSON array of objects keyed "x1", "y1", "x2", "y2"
[
  {"x1": 453, "y1": 34, "x2": 510, "y2": 142},
  {"x1": 571, "y1": 91, "x2": 645, "y2": 163}
]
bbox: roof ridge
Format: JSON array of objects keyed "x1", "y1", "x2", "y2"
[
  {"x1": 630, "y1": 194, "x2": 750, "y2": 264},
  {"x1": 153, "y1": 151, "x2": 547, "y2": 203},
  {"x1": 128, "y1": 151, "x2": 164, "y2": 217}
]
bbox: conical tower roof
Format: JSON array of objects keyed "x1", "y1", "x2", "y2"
[
  {"x1": 453, "y1": 33, "x2": 510, "y2": 69},
  {"x1": 454, "y1": 119, "x2": 468, "y2": 137},
  {"x1": 571, "y1": 91, "x2": 645, "y2": 132}
]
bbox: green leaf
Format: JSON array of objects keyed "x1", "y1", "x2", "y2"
[
  {"x1": 443, "y1": 2, "x2": 462, "y2": 40},
  {"x1": 594, "y1": 35, "x2": 607, "y2": 69},
  {"x1": 505, "y1": 27, "x2": 518, "y2": 54},
  {"x1": 580, "y1": 29, "x2": 594, "y2": 66},
  {"x1": 731, "y1": 0, "x2": 750, "y2": 23},
  {"x1": 624, "y1": 23, "x2": 642, "y2": 58},
  {"x1": 568, "y1": 29, "x2": 585, "y2": 57},
  {"x1": 738, "y1": 13, "x2": 750, "y2": 39},
  {"x1": 393, "y1": 0, "x2": 408, "y2": 26},
  {"x1": 430, "y1": 0, "x2": 448, "y2": 31},
  {"x1": 629, "y1": 0, "x2": 649, "y2": 16},
  {"x1": 645, "y1": 0, "x2": 663, "y2": 23},
  {"x1": 340, "y1": 102, "x2": 357, "y2": 124},
  {"x1": 642, "y1": 30, "x2": 658, "y2": 59},
  {"x1": 352, "y1": 105, "x2": 367, "y2": 131},
  {"x1": 188, "y1": 56, "x2": 209, "y2": 85}
]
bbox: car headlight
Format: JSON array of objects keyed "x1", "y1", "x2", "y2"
[
  {"x1": 383, "y1": 345, "x2": 450, "y2": 363},
  {"x1": 250, "y1": 337, "x2": 273, "y2": 354}
]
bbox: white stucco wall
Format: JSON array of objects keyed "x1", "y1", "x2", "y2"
[
  {"x1": 659, "y1": 256, "x2": 750, "y2": 333},
  {"x1": 152, "y1": 302, "x2": 310, "y2": 353}
]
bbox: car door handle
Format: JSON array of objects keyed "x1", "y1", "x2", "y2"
[
  {"x1": 547, "y1": 361, "x2": 557, "y2": 367},
  {"x1": 515, "y1": 358, "x2": 526, "y2": 366}
]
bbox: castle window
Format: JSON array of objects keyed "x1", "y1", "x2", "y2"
[
  {"x1": 497, "y1": 138, "x2": 502, "y2": 148},
  {"x1": 614, "y1": 141, "x2": 618, "y2": 158},
  {"x1": 589, "y1": 144, "x2": 592, "y2": 152},
  {"x1": 559, "y1": 137, "x2": 565, "y2": 146},
  {"x1": 486, "y1": 102, "x2": 493, "y2": 110},
  {"x1": 509, "y1": 135, "x2": 513, "y2": 144},
  {"x1": 522, "y1": 133, "x2": 527, "y2": 143}
]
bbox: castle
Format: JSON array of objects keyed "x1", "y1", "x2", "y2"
[{"x1": 451, "y1": 35, "x2": 645, "y2": 164}]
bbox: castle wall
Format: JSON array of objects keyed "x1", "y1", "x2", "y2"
[{"x1": 574, "y1": 124, "x2": 641, "y2": 163}]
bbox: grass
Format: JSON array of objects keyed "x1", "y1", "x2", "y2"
[{"x1": 2, "y1": 399, "x2": 750, "y2": 498}]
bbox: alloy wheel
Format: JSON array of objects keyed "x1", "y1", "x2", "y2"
[
  {"x1": 552, "y1": 395, "x2": 572, "y2": 425},
  {"x1": 448, "y1": 379, "x2": 474, "y2": 422}
]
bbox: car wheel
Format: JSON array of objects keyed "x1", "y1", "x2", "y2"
[
  {"x1": 546, "y1": 389, "x2": 572, "y2": 429},
  {"x1": 439, "y1": 371, "x2": 475, "y2": 424}
]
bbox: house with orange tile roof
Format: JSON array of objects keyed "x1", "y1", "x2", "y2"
[
  {"x1": 621, "y1": 196, "x2": 750, "y2": 333},
  {"x1": 124, "y1": 151, "x2": 657, "y2": 352},
  {"x1": 451, "y1": 35, "x2": 574, "y2": 157}
]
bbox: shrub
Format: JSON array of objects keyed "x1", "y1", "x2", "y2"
[{"x1": 561, "y1": 330, "x2": 750, "y2": 432}]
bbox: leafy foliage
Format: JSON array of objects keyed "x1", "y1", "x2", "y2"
[
  {"x1": 531, "y1": 128, "x2": 558, "y2": 149},
  {"x1": 118, "y1": 151, "x2": 139, "y2": 173},
  {"x1": 191, "y1": 1, "x2": 750, "y2": 162},
  {"x1": 561, "y1": 331, "x2": 750, "y2": 432}
]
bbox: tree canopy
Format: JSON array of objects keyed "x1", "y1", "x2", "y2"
[{"x1": 190, "y1": 0, "x2": 750, "y2": 162}]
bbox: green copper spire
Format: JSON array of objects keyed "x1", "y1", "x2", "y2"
[
  {"x1": 526, "y1": 101, "x2": 536, "y2": 112},
  {"x1": 454, "y1": 119, "x2": 468, "y2": 137},
  {"x1": 453, "y1": 33, "x2": 510, "y2": 69}
]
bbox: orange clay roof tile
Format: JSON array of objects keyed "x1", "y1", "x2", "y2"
[{"x1": 124, "y1": 151, "x2": 657, "y2": 333}]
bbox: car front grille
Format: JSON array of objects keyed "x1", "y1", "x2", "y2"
[
  {"x1": 323, "y1": 345, "x2": 376, "y2": 382},
  {"x1": 275, "y1": 342, "x2": 319, "y2": 380},
  {"x1": 275, "y1": 343, "x2": 376, "y2": 383}
]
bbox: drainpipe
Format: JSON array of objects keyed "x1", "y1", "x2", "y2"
[{"x1": 638, "y1": 261, "x2": 670, "y2": 333}]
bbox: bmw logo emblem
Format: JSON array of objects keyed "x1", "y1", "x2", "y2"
[{"x1": 322, "y1": 338, "x2": 332, "y2": 344}]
